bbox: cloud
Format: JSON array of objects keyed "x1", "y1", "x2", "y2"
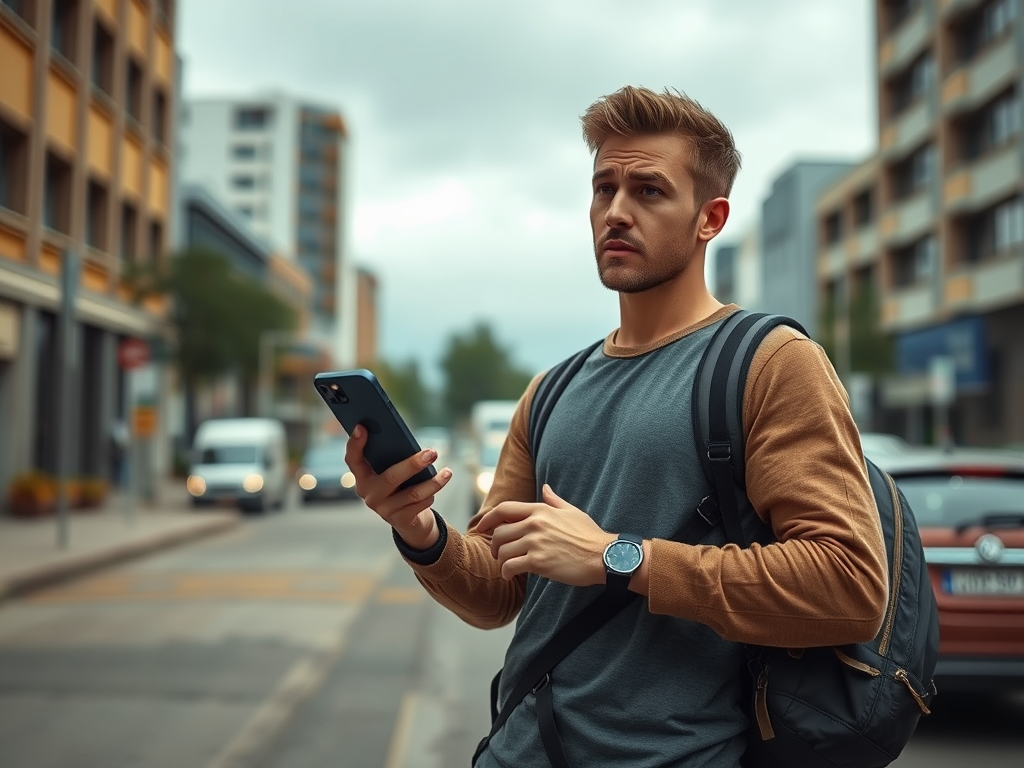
[{"x1": 178, "y1": 0, "x2": 876, "y2": 385}]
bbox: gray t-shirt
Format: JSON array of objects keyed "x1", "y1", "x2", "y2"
[{"x1": 478, "y1": 323, "x2": 748, "y2": 768}]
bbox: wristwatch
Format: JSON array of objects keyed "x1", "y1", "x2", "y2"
[{"x1": 603, "y1": 533, "x2": 644, "y2": 597}]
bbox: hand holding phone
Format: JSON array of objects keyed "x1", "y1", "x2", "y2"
[{"x1": 314, "y1": 369, "x2": 452, "y2": 548}]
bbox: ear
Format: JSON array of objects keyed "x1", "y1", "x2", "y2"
[{"x1": 697, "y1": 197, "x2": 730, "y2": 243}]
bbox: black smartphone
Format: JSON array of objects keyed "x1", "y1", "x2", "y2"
[{"x1": 313, "y1": 369, "x2": 437, "y2": 490}]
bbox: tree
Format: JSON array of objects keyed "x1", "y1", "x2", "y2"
[
  {"x1": 440, "y1": 322, "x2": 534, "y2": 425},
  {"x1": 375, "y1": 359, "x2": 433, "y2": 428},
  {"x1": 849, "y1": 276, "x2": 894, "y2": 378},
  {"x1": 125, "y1": 247, "x2": 297, "y2": 435}
]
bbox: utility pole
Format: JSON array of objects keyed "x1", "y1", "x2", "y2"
[{"x1": 55, "y1": 250, "x2": 80, "y2": 549}]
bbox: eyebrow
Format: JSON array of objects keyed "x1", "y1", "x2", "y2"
[{"x1": 591, "y1": 167, "x2": 675, "y2": 189}]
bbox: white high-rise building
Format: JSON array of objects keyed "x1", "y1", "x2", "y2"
[{"x1": 178, "y1": 92, "x2": 354, "y2": 363}]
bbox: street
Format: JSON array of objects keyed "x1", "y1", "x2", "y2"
[{"x1": 0, "y1": 462, "x2": 1021, "y2": 768}]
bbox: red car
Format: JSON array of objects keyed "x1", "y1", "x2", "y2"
[{"x1": 866, "y1": 444, "x2": 1024, "y2": 691}]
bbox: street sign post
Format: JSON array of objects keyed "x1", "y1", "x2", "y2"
[
  {"x1": 118, "y1": 337, "x2": 151, "y2": 370},
  {"x1": 55, "y1": 250, "x2": 80, "y2": 549}
]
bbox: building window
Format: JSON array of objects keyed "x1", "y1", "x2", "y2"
[
  {"x1": 86, "y1": 179, "x2": 109, "y2": 250},
  {"x1": 2, "y1": 0, "x2": 37, "y2": 28},
  {"x1": 824, "y1": 210, "x2": 843, "y2": 245},
  {"x1": 886, "y1": 0, "x2": 921, "y2": 31},
  {"x1": 892, "y1": 143, "x2": 936, "y2": 199},
  {"x1": 51, "y1": 0, "x2": 78, "y2": 62},
  {"x1": 0, "y1": 119, "x2": 29, "y2": 214},
  {"x1": 120, "y1": 202, "x2": 138, "y2": 262},
  {"x1": 91, "y1": 20, "x2": 114, "y2": 95},
  {"x1": 889, "y1": 52, "x2": 934, "y2": 116},
  {"x1": 232, "y1": 144, "x2": 257, "y2": 160},
  {"x1": 959, "y1": 89, "x2": 1021, "y2": 160},
  {"x1": 231, "y1": 175, "x2": 255, "y2": 190},
  {"x1": 43, "y1": 151, "x2": 72, "y2": 233},
  {"x1": 234, "y1": 108, "x2": 270, "y2": 130},
  {"x1": 153, "y1": 88, "x2": 168, "y2": 144},
  {"x1": 854, "y1": 189, "x2": 874, "y2": 226},
  {"x1": 983, "y1": 0, "x2": 1018, "y2": 42},
  {"x1": 148, "y1": 219, "x2": 164, "y2": 264},
  {"x1": 994, "y1": 196, "x2": 1024, "y2": 251},
  {"x1": 126, "y1": 58, "x2": 144, "y2": 124},
  {"x1": 892, "y1": 235, "x2": 936, "y2": 288}
]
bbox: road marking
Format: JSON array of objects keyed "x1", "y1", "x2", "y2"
[
  {"x1": 25, "y1": 571, "x2": 379, "y2": 604},
  {"x1": 205, "y1": 628, "x2": 351, "y2": 768},
  {"x1": 383, "y1": 692, "x2": 420, "y2": 768}
]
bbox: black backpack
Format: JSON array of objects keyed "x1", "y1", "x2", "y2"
[{"x1": 476, "y1": 310, "x2": 939, "y2": 768}]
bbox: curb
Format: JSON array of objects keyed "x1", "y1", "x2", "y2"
[{"x1": 0, "y1": 514, "x2": 243, "y2": 604}]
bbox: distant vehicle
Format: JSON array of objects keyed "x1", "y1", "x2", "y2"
[
  {"x1": 864, "y1": 443, "x2": 1024, "y2": 692},
  {"x1": 469, "y1": 429, "x2": 509, "y2": 514},
  {"x1": 858, "y1": 431, "x2": 912, "y2": 457},
  {"x1": 471, "y1": 400, "x2": 518, "y2": 439},
  {"x1": 415, "y1": 426, "x2": 452, "y2": 465},
  {"x1": 186, "y1": 418, "x2": 289, "y2": 513},
  {"x1": 296, "y1": 439, "x2": 357, "y2": 503}
]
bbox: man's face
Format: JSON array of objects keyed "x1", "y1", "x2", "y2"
[{"x1": 590, "y1": 132, "x2": 703, "y2": 294}]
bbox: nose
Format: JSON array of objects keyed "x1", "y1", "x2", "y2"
[{"x1": 604, "y1": 190, "x2": 633, "y2": 229}]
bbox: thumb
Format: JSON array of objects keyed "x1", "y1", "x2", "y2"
[{"x1": 542, "y1": 484, "x2": 567, "y2": 507}]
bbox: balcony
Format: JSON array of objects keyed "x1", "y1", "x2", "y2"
[
  {"x1": 879, "y1": 10, "x2": 931, "y2": 79},
  {"x1": 945, "y1": 250, "x2": 1024, "y2": 311},
  {"x1": 819, "y1": 242, "x2": 845, "y2": 278},
  {"x1": 944, "y1": 144, "x2": 1021, "y2": 213},
  {"x1": 940, "y1": 0, "x2": 984, "y2": 18},
  {"x1": 882, "y1": 284, "x2": 938, "y2": 329},
  {"x1": 942, "y1": 36, "x2": 1017, "y2": 116},
  {"x1": 881, "y1": 100, "x2": 932, "y2": 159},
  {"x1": 849, "y1": 225, "x2": 880, "y2": 266},
  {"x1": 881, "y1": 194, "x2": 935, "y2": 245}
]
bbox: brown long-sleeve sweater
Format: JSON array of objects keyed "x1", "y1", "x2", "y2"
[{"x1": 402, "y1": 305, "x2": 887, "y2": 648}]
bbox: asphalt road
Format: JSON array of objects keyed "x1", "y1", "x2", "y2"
[{"x1": 0, "y1": 459, "x2": 1021, "y2": 767}]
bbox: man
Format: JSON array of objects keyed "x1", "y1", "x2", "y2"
[{"x1": 345, "y1": 86, "x2": 887, "y2": 768}]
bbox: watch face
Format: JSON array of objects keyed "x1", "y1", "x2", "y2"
[{"x1": 605, "y1": 540, "x2": 642, "y2": 574}]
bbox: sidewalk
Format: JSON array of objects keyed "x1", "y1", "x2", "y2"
[{"x1": 0, "y1": 479, "x2": 243, "y2": 603}]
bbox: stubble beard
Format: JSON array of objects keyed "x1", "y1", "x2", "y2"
[{"x1": 595, "y1": 242, "x2": 694, "y2": 294}]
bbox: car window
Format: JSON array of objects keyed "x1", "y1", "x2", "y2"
[
  {"x1": 201, "y1": 446, "x2": 259, "y2": 464},
  {"x1": 894, "y1": 475, "x2": 1024, "y2": 527},
  {"x1": 304, "y1": 445, "x2": 346, "y2": 468}
]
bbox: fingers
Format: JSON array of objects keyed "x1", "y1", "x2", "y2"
[{"x1": 476, "y1": 501, "x2": 532, "y2": 536}]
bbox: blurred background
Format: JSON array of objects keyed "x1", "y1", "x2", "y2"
[{"x1": 0, "y1": 1, "x2": 1023, "y2": 766}]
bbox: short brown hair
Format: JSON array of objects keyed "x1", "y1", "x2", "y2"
[{"x1": 581, "y1": 86, "x2": 742, "y2": 204}]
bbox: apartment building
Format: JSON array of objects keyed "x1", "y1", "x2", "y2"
[
  {"x1": 816, "y1": 0, "x2": 1024, "y2": 446},
  {"x1": 761, "y1": 160, "x2": 858, "y2": 337},
  {"x1": 177, "y1": 94, "x2": 354, "y2": 363},
  {"x1": 0, "y1": 0, "x2": 177, "y2": 504}
]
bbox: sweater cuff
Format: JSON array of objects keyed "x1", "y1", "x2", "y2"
[{"x1": 392, "y1": 510, "x2": 448, "y2": 565}]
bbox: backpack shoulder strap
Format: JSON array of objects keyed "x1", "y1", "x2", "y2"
[
  {"x1": 693, "y1": 310, "x2": 807, "y2": 547},
  {"x1": 528, "y1": 339, "x2": 603, "y2": 460}
]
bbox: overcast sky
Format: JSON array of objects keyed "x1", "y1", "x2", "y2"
[{"x1": 178, "y1": 0, "x2": 878, "y2": 386}]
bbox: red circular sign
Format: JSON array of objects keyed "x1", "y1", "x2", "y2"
[{"x1": 118, "y1": 338, "x2": 151, "y2": 370}]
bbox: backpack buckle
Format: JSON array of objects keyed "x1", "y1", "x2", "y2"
[
  {"x1": 532, "y1": 672, "x2": 550, "y2": 694},
  {"x1": 696, "y1": 495, "x2": 720, "y2": 527},
  {"x1": 707, "y1": 442, "x2": 732, "y2": 462}
]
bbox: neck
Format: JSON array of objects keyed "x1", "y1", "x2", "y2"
[{"x1": 614, "y1": 266, "x2": 725, "y2": 348}]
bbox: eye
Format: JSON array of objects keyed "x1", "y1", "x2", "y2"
[
  {"x1": 639, "y1": 186, "x2": 663, "y2": 196},
  {"x1": 595, "y1": 183, "x2": 614, "y2": 195}
]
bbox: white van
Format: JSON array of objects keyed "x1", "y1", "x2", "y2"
[{"x1": 186, "y1": 418, "x2": 288, "y2": 512}]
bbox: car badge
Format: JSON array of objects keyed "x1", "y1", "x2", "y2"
[{"x1": 975, "y1": 533, "x2": 1005, "y2": 564}]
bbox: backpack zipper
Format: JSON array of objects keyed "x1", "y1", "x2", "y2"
[
  {"x1": 879, "y1": 471, "x2": 904, "y2": 656},
  {"x1": 754, "y1": 663, "x2": 775, "y2": 740},
  {"x1": 895, "y1": 668, "x2": 932, "y2": 715}
]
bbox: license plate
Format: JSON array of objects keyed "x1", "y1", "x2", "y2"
[{"x1": 943, "y1": 569, "x2": 1024, "y2": 596}]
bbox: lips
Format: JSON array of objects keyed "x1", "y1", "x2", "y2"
[{"x1": 603, "y1": 239, "x2": 639, "y2": 255}]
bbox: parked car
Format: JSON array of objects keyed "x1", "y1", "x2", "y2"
[
  {"x1": 858, "y1": 431, "x2": 912, "y2": 457},
  {"x1": 296, "y1": 440, "x2": 358, "y2": 503},
  {"x1": 864, "y1": 444, "x2": 1024, "y2": 691},
  {"x1": 186, "y1": 418, "x2": 289, "y2": 513}
]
